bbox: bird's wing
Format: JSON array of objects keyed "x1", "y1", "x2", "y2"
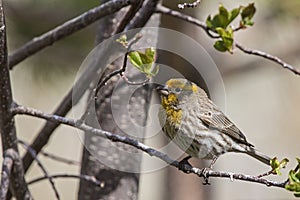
[{"x1": 197, "y1": 100, "x2": 253, "y2": 147}]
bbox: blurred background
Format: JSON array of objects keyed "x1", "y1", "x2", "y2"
[{"x1": 3, "y1": 0, "x2": 300, "y2": 199}]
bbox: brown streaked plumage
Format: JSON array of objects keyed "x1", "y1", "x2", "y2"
[{"x1": 157, "y1": 78, "x2": 271, "y2": 166}]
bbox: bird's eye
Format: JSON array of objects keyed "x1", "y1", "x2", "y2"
[{"x1": 174, "y1": 88, "x2": 182, "y2": 93}]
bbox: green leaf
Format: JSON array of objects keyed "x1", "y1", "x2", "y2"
[
  {"x1": 291, "y1": 171, "x2": 300, "y2": 182},
  {"x1": 145, "y1": 48, "x2": 155, "y2": 60},
  {"x1": 205, "y1": 4, "x2": 230, "y2": 30},
  {"x1": 139, "y1": 53, "x2": 152, "y2": 66},
  {"x1": 206, "y1": 15, "x2": 216, "y2": 30},
  {"x1": 206, "y1": 4, "x2": 242, "y2": 30},
  {"x1": 219, "y1": 4, "x2": 229, "y2": 20},
  {"x1": 215, "y1": 27, "x2": 234, "y2": 53},
  {"x1": 206, "y1": 16, "x2": 213, "y2": 29},
  {"x1": 213, "y1": 41, "x2": 227, "y2": 52},
  {"x1": 285, "y1": 182, "x2": 300, "y2": 193},
  {"x1": 270, "y1": 157, "x2": 280, "y2": 169},
  {"x1": 128, "y1": 48, "x2": 158, "y2": 77},
  {"x1": 241, "y1": 3, "x2": 256, "y2": 20},
  {"x1": 229, "y1": 7, "x2": 241, "y2": 24},
  {"x1": 285, "y1": 183, "x2": 300, "y2": 191},
  {"x1": 212, "y1": 12, "x2": 228, "y2": 29},
  {"x1": 271, "y1": 157, "x2": 289, "y2": 175},
  {"x1": 286, "y1": 170, "x2": 300, "y2": 197},
  {"x1": 279, "y1": 158, "x2": 289, "y2": 169},
  {"x1": 241, "y1": 3, "x2": 256, "y2": 26},
  {"x1": 128, "y1": 51, "x2": 144, "y2": 70},
  {"x1": 286, "y1": 160, "x2": 300, "y2": 197}
]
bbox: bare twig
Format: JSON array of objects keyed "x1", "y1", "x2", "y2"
[
  {"x1": 86, "y1": 34, "x2": 143, "y2": 119},
  {"x1": 178, "y1": 0, "x2": 201, "y2": 9},
  {"x1": 97, "y1": 33, "x2": 143, "y2": 90},
  {"x1": 155, "y1": 5, "x2": 207, "y2": 30},
  {"x1": 8, "y1": 0, "x2": 139, "y2": 69},
  {"x1": 256, "y1": 170, "x2": 273, "y2": 178},
  {"x1": 121, "y1": 73, "x2": 150, "y2": 85},
  {"x1": 156, "y1": 5, "x2": 300, "y2": 76},
  {"x1": 28, "y1": 174, "x2": 102, "y2": 186},
  {"x1": 21, "y1": 2, "x2": 140, "y2": 174},
  {"x1": 235, "y1": 42, "x2": 300, "y2": 76},
  {"x1": 125, "y1": 0, "x2": 160, "y2": 30},
  {"x1": 40, "y1": 151, "x2": 80, "y2": 166},
  {"x1": 12, "y1": 104, "x2": 288, "y2": 189},
  {"x1": 114, "y1": 0, "x2": 143, "y2": 33},
  {"x1": 18, "y1": 141, "x2": 60, "y2": 200}
]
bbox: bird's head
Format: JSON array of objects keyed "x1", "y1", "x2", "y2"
[{"x1": 156, "y1": 78, "x2": 207, "y2": 109}]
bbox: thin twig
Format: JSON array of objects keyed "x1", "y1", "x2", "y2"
[
  {"x1": 178, "y1": 0, "x2": 201, "y2": 9},
  {"x1": 80, "y1": 34, "x2": 144, "y2": 122},
  {"x1": 156, "y1": 5, "x2": 299, "y2": 76},
  {"x1": 235, "y1": 42, "x2": 300, "y2": 76},
  {"x1": 40, "y1": 151, "x2": 80, "y2": 166},
  {"x1": 8, "y1": 0, "x2": 139, "y2": 69},
  {"x1": 155, "y1": 5, "x2": 207, "y2": 31},
  {"x1": 28, "y1": 174, "x2": 103, "y2": 187},
  {"x1": 94, "y1": 34, "x2": 142, "y2": 96},
  {"x1": 256, "y1": 170, "x2": 273, "y2": 178},
  {"x1": 121, "y1": 73, "x2": 150, "y2": 85},
  {"x1": 12, "y1": 104, "x2": 289, "y2": 189},
  {"x1": 18, "y1": 140, "x2": 61, "y2": 200}
]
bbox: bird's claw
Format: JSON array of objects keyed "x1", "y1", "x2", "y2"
[
  {"x1": 201, "y1": 168, "x2": 211, "y2": 185},
  {"x1": 178, "y1": 156, "x2": 192, "y2": 173}
]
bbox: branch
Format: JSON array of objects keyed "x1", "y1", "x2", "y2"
[
  {"x1": 28, "y1": 174, "x2": 102, "y2": 187},
  {"x1": 0, "y1": 149, "x2": 18, "y2": 200},
  {"x1": 8, "y1": 0, "x2": 139, "y2": 69},
  {"x1": 178, "y1": 0, "x2": 201, "y2": 10},
  {"x1": 12, "y1": 104, "x2": 288, "y2": 189},
  {"x1": 40, "y1": 150, "x2": 80, "y2": 166},
  {"x1": 21, "y1": 37, "x2": 125, "y2": 173},
  {"x1": 18, "y1": 141, "x2": 60, "y2": 200},
  {"x1": 125, "y1": 0, "x2": 160, "y2": 30},
  {"x1": 80, "y1": 35, "x2": 143, "y2": 121},
  {"x1": 0, "y1": 2, "x2": 31, "y2": 199},
  {"x1": 94, "y1": 34, "x2": 141, "y2": 95},
  {"x1": 155, "y1": 5, "x2": 208, "y2": 32},
  {"x1": 235, "y1": 42, "x2": 300, "y2": 75},
  {"x1": 21, "y1": 2, "x2": 144, "y2": 173},
  {"x1": 155, "y1": 5, "x2": 300, "y2": 76},
  {"x1": 114, "y1": 0, "x2": 143, "y2": 33}
]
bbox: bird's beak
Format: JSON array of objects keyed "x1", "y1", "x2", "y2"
[{"x1": 156, "y1": 84, "x2": 169, "y2": 96}]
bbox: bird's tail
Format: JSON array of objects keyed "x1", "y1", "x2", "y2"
[{"x1": 245, "y1": 147, "x2": 271, "y2": 166}]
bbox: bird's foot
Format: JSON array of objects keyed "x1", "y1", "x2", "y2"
[
  {"x1": 199, "y1": 156, "x2": 218, "y2": 185},
  {"x1": 178, "y1": 156, "x2": 192, "y2": 173},
  {"x1": 201, "y1": 167, "x2": 211, "y2": 185}
]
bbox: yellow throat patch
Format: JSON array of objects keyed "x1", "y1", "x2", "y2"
[{"x1": 161, "y1": 93, "x2": 182, "y2": 125}]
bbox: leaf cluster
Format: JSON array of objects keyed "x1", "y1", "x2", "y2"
[
  {"x1": 285, "y1": 158, "x2": 300, "y2": 197},
  {"x1": 128, "y1": 48, "x2": 159, "y2": 78},
  {"x1": 206, "y1": 3, "x2": 256, "y2": 53}
]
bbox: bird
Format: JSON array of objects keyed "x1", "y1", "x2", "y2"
[{"x1": 156, "y1": 78, "x2": 271, "y2": 170}]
